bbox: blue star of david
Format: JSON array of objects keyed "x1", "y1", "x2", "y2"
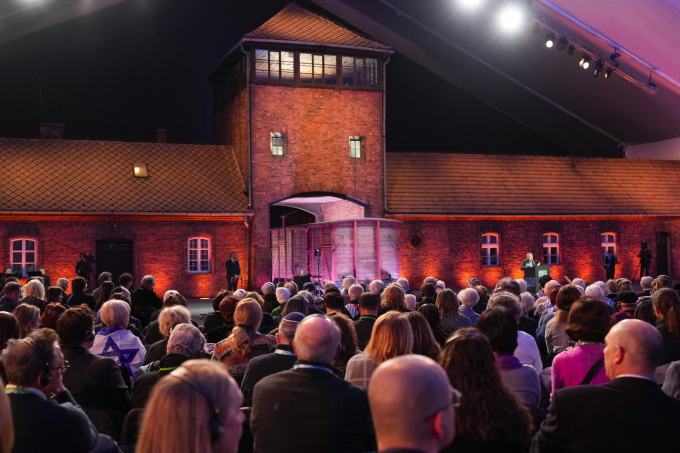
[{"x1": 99, "y1": 336, "x2": 139, "y2": 376}]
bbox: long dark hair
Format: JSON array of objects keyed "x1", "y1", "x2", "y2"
[
  {"x1": 96, "y1": 281, "x2": 115, "y2": 310},
  {"x1": 405, "y1": 311, "x2": 441, "y2": 360},
  {"x1": 438, "y1": 328, "x2": 532, "y2": 443},
  {"x1": 653, "y1": 288, "x2": 680, "y2": 337}
]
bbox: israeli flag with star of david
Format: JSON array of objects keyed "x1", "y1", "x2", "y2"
[{"x1": 90, "y1": 326, "x2": 146, "y2": 383}]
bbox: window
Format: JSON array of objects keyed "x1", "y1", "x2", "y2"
[
  {"x1": 270, "y1": 132, "x2": 285, "y2": 156},
  {"x1": 342, "y1": 56, "x2": 378, "y2": 87},
  {"x1": 542, "y1": 233, "x2": 560, "y2": 265},
  {"x1": 11, "y1": 238, "x2": 37, "y2": 277},
  {"x1": 255, "y1": 49, "x2": 294, "y2": 82},
  {"x1": 299, "y1": 53, "x2": 336, "y2": 85},
  {"x1": 601, "y1": 233, "x2": 616, "y2": 263},
  {"x1": 188, "y1": 237, "x2": 211, "y2": 273},
  {"x1": 481, "y1": 233, "x2": 499, "y2": 267},
  {"x1": 349, "y1": 136, "x2": 363, "y2": 158}
]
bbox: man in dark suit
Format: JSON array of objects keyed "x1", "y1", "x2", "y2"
[
  {"x1": 531, "y1": 319, "x2": 680, "y2": 452},
  {"x1": 353, "y1": 292, "x2": 380, "y2": 350},
  {"x1": 0, "y1": 281, "x2": 22, "y2": 312},
  {"x1": 226, "y1": 251, "x2": 240, "y2": 292},
  {"x1": 131, "y1": 274, "x2": 162, "y2": 328},
  {"x1": 66, "y1": 276, "x2": 97, "y2": 311},
  {"x1": 251, "y1": 314, "x2": 374, "y2": 453},
  {"x1": 603, "y1": 249, "x2": 618, "y2": 280}
]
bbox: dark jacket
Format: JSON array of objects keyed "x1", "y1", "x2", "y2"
[
  {"x1": 17, "y1": 295, "x2": 46, "y2": 313},
  {"x1": 353, "y1": 316, "x2": 377, "y2": 351},
  {"x1": 241, "y1": 344, "x2": 297, "y2": 406},
  {"x1": 226, "y1": 259, "x2": 241, "y2": 278},
  {"x1": 130, "y1": 354, "x2": 189, "y2": 409},
  {"x1": 0, "y1": 296, "x2": 18, "y2": 313},
  {"x1": 67, "y1": 291, "x2": 97, "y2": 311}
]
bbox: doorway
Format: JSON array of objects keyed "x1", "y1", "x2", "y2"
[
  {"x1": 656, "y1": 232, "x2": 671, "y2": 276},
  {"x1": 95, "y1": 239, "x2": 134, "y2": 284}
]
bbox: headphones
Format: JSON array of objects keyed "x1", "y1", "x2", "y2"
[
  {"x1": 24, "y1": 338, "x2": 52, "y2": 387},
  {"x1": 84, "y1": 329, "x2": 96, "y2": 343},
  {"x1": 169, "y1": 370, "x2": 224, "y2": 444}
]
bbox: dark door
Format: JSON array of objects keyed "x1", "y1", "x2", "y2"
[
  {"x1": 656, "y1": 232, "x2": 671, "y2": 276},
  {"x1": 95, "y1": 240, "x2": 134, "y2": 284}
]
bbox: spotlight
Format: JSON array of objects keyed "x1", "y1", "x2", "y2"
[
  {"x1": 593, "y1": 59, "x2": 604, "y2": 77},
  {"x1": 557, "y1": 37, "x2": 568, "y2": 51},
  {"x1": 604, "y1": 68, "x2": 613, "y2": 78},
  {"x1": 579, "y1": 55, "x2": 591, "y2": 69},
  {"x1": 567, "y1": 45, "x2": 575, "y2": 56},
  {"x1": 497, "y1": 4, "x2": 525, "y2": 33},
  {"x1": 609, "y1": 49, "x2": 621, "y2": 69},
  {"x1": 646, "y1": 69, "x2": 657, "y2": 90},
  {"x1": 458, "y1": 0, "x2": 485, "y2": 10},
  {"x1": 545, "y1": 33, "x2": 555, "y2": 48}
]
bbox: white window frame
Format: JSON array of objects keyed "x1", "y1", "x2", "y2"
[
  {"x1": 349, "y1": 136, "x2": 363, "y2": 158},
  {"x1": 188, "y1": 237, "x2": 211, "y2": 274},
  {"x1": 601, "y1": 232, "x2": 617, "y2": 264},
  {"x1": 270, "y1": 132, "x2": 285, "y2": 156},
  {"x1": 542, "y1": 233, "x2": 560, "y2": 265},
  {"x1": 10, "y1": 238, "x2": 37, "y2": 278},
  {"x1": 481, "y1": 233, "x2": 499, "y2": 267}
]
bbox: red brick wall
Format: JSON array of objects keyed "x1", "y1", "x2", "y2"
[
  {"x1": 395, "y1": 216, "x2": 680, "y2": 289},
  {"x1": 214, "y1": 88, "x2": 249, "y2": 185},
  {"x1": 322, "y1": 199, "x2": 365, "y2": 222},
  {"x1": 244, "y1": 84, "x2": 385, "y2": 287},
  {"x1": 0, "y1": 214, "x2": 249, "y2": 298}
]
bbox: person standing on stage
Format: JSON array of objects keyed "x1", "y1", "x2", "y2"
[
  {"x1": 603, "y1": 249, "x2": 618, "y2": 280},
  {"x1": 638, "y1": 241, "x2": 652, "y2": 279},
  {"x1": 521, "y1": 253, "x2": 541, "y2": 289},
  {"x1": 226, "y1": 252, "x2": 240, "y2": 292}
]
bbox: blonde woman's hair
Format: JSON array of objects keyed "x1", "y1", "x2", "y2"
[
  {"x1": 0, "y1": 377, "x2": 13, "y2": 453},
  {"x1": 365, "y1": 311, "x2": 413, "y2": 365},
  {"x1": 226, "y1": 298, "x2": 262, "y2": 356},
  {"x1": 12, "y1": 304, "x2": 40, "y2": 337},
  {"x1": 137, "y1": 360, "x2": 238, "y2": 453},
  {"x1": 22, "y1": 279, "x2": 45, "y2": 301},
  {"x1": 158, "y1": 305, "x2": 191, "y2": 338},
  {"x1": 381, "y1": 284, "x2": 407, "y2": 312},
  {"x1": 100, "y1": 299, "x2": 130, "y2": 328}
]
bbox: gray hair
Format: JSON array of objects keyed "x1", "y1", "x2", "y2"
[
  {"x1": 342, "y1": 276, "x2": 356, "y2": 290},
  {"x1": 519, "y1": 292, "x2": 535, "y2": 314},
  {"x1": 159, "y1": 305, "x2": 191, "y2": 338},
  {"x1": 640, "y1": 276, "x2": 653, "y2": 290},
  {"x1": 516, "y1": 279, "x2": 528, "y2": 294},
  {"x1": 458, "y1": 288, "x2": 480, "y2": 307},
  {"x1": 585, "y1": 284, "x2": 604, "y2": 301},
  {"x1": 167, "y1": 323, "x2": 205, "y2": 357},
  {"x1": 396, "y1": 278, "x2": 409, "y2": 291},
  {"x1": 261, "y1": 282, "x2": 276, "y2": 295},
  {"x1": 141, "y1": 275, "x2": 155, "y2": 286},
  {"x1": 572, "y1": 278, "x2": 586, "y2": 290},
  {"x1": 101, "y1": 299, "x2": 130, "y2": 327},
  {"x1": 594, "y1": 281, "x2": 610, "y2": 296},
  {"x1": 348, "y1": 284, "x2": 364, "y2": 301},
  {"x1": 57, "y1": 278, "x2": 69, "y2": 290},
  {"x1": 22, "y1": 279, "x2": 45, "y2": 300},
  {"x1": 297, "y1": 290, "x2": 316, "y2": 306},
  {"x1": 423, "y1": 276, "x2": 438, "y2": 286},
  {"x1": 487, "y1": 293, "x2": 521, "y2": 323},
  {"x1": 369, "y1": 280, "x2": 385, "y2": 294},
  {"x1": 404, "y1": 294, "x2": 417, "y2": 311}
]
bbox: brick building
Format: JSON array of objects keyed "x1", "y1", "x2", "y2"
[{"x1": 3, "y1": 4, "x2": 680, "y2": 296}]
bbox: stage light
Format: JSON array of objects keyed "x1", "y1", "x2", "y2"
[
  {"x1": 497, "y1": 4, "x2": 525, "y2": 33},
  {"x1": 579, "y1": 55, "x2": 591, "y2": 69},
  {"x1": 458, "y1": 0, "x2": 485, "y2": 10},
  {"x1": 604, "y1": 68, "x2": 613, "y2": 78},
  {"x1": 593, "y1": 59, "x2": 604, "y2": 77},
  {"x1": 545, "y1": 33, "x2": 555, "y2": 48},
  {"x1": 557, "y1": 37, "x2": 568, "y2": 51}
]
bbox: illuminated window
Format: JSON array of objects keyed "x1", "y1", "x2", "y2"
[
  {"x1": 601, "y1": 233, "x2": 616, "y2": 263},
  {"x1": 349, "y1": 136, "x2": 363, "y2": 158},
  {"x1": 342, "y1": 56, "x2": 379, "y2": 87},
  {"x1": 188, "y1": 237, "x2": 211, "y2": 273},
  {"x1": 255, "y1": 49, "x2": 294, "y2": 82},
  {"x1": 482, "y1": 233, "x2": 499, "y2": 267},
  {"x1": 271, "y1": 132, "x2": 285, "y2": 156},
  {"x1": 11, "y1": 238, "x2": 37, "y2": 277},
  {"x1": 300, "y1": 53, "x2": 336, "y2": 85},
  {"x1": 542, "y1": 233, "x2": 560, "y2": 265}
]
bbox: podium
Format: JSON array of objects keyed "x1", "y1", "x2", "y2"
[{"x1": 524, "y1": 265, "x2": 550, "y2": 294}]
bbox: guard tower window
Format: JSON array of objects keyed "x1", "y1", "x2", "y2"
[
  {"x1": 300, "y1": 53, "x2": 337, "y2": 85},
  {"x1": 255, "y1": 49, "x2": 294, "y2": 82}
]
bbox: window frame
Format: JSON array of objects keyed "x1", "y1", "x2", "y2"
[
  {"x1": 349, "y1": 136, "x2": 364, "y2": 158},
  {"x1": 542, "y1": 233, "x2": 560, "y2": 265},
  {"x1": 270, "y1": 132, "x2": 285, "y2": 156},
  {"x1": 254, "y1": 49, "x2": 295, "y2": 83},
  {"x1": 481, "y1": 233, "x2": 500, "y2": 267},
  {"x1": 601, "y1": 232, "x2": 617, "y2": 264},
  {"x1": 10, "y1": 237, "x2": 38, "y2": 278},
  {"x1": 188, "y1": 237, "x2": 212, "y2": 274}
]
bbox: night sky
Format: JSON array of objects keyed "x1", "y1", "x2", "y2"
[{"x1": 0, "y1": 0, "x2": 569, "y2": 155}]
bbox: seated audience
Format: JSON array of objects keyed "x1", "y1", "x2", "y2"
[
  {"x1": 551, "y1": 297, "x2": 610, "y2": 395},
  {"x1": 0, "y1": 312, "x2": 21, "y2": 383},
  {"x1": 261, "y1": 282, "x2": 278, "y2": 314},
  {"x1": 213, "y1": 298, "x2": 276, "y2": 384},
  {"x1": 203, "y1": 289, "x2": 229, "y2": 332},
  {"x1": 142, "y1": 293, "x2": 190, "y2": 346},
  {"x1": 439, "y1": 328, "x2": 533, "y2": 453},
  {"x1": 205, "y1": 295, "x2": 238, "y2": 344},
  {"x1": 67, "y1": 276, "x2": 97, "y2": 311},
  {"x1": 380, "y1": 283, "x2": 409, "y2": 314},
  {"x1": 405, "y1": 311, "x2": 441, "y2": 360},
  {"x1": 473, "y1": 284, "x2": 489, "y2": 314},
  {"x1": 396, "y1": 277, "x2": 410, "y2": 294},
  {"x1": 131, "y1": 275, "x2": 163, "y2": 328},
  {"x1": 0, "y1": 282, "x2": 22, "y2": 313},
  {"x1": 353, "y1": 292, "x2": 380, "y2": 351},
  {"x1": 95, "y1": 281, "x2": 114, "y2": 311},
  {"x1": 251, "y1": 314, "x2": 374, "y2": 453},
  {"x1": 0, "y1": 373, "x2": 11, "y2": 453},
  {"x1": 369, "y1": 279, "x2": 385, "y2": 296},
  {"x1": 328, "y1": 312, "x2": 360, "y2": 373},
  {"x1": 532, "y1": 320, "x2": 680, "y2": 452},
  {"x1": 12, "y1": 304, "x2": 40, "y2": 338},
  {"x1": 345, "y1": 311, "x2": 413, "y2": 388},
  {"x1": 653, "y1": 288, "x2": 680, "y2": 364},
  {"x1": 369, "y1": 355, "x2": 455, "y2": 453},
  {"x1": 17, "y1": 279, "x2": 46, "y2": 313},
  {"x1": 271, "y1": 287, "x2": 290, "y2": 317},
  {"x1": 437, "y1": 289, "x2": 471, "y2": 336},
  {"x1": 136, "y1": 360, "x2": 245, "y2": 453},
  {"x1": 91, "y1": 299, "x2": 146, "y2": 383},
  {"x1": 144, "y1": 305, "x2": 192, "y2": 365},
  {"x1": 46, "y1": 286, "x2": 66, "y2": 305},
  {"x1": 131, "y1": 323, "x2": 206, "y2": 409},
  {"x1": 545, "y1": 285, "x2": 581, "y2": 360},
  {"x1": 419, "y1": 283, "x2": 437, "y2": 307},
  {"x1": 404, "y1": 294, "x2": 417, "y2": 311},
  {"x1": 419, "y1": 303, "x2": 447, "y2": 346},
  {"x1": 325, "y1": 292, "x2": 352, "y2": 317},
  {"x1": 40, "y1": 302, "x2": 66, "y2": 330},
  {"x1": 458, "y1": 288, "x2": 480, "y2": 326}
]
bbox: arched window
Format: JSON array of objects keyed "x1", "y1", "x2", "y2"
[
  {"x1": 10, "y1": 238, "x2": 37, "y2": 277},
  {"x1": 601, "y1": 233, "x2": 617, "y2": 263},
  {"x1": 542, "y1": 233, "x2": 560, "y2": 265},
  {"x1": 482, "y1": 233, "x2": 499, "y2": 267},
  {"x1": 188, "y1": 237, "x2": 211, "y2": 273}
]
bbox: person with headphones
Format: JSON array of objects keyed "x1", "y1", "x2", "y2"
[
  {"x1": 137, "y1": 359, "x2": 245, "y2": 453},
  {"x1": 0, "y1": 328, "x2": 104, "y2": 452}
]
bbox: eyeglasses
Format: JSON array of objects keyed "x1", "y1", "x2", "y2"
[
  {"x1": 421, "y1": 387, "x2": 462, "y2": 422},
  {"x1": 51, "y1": 360, "x2": 70, "y2": 372}
]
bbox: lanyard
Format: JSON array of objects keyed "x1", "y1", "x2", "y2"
[
  {"x1": 274, "y1": 349, "x2": 295, "y2": 356},
  {"x1": 159, "y1": 366, "x2": 180, "y2": 372},
  {"x1": 293, "y1": 364, "x2": 333, "y2": 374},
  {"x1": 5, "y1": 386, "x2": 45, "y2": 399}
]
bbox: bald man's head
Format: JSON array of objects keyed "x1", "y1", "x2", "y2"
[
  {"x1": 369, "y1": 355, "x2": 455, "y2": 452},
  {"x1": 292, "y1": 314, "x2": 341, "y2": 364},
  {"x1": 604, "y1": 319, "x2": 663, "y2": 379}
]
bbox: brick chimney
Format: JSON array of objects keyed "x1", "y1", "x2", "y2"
[
  {"x1": 39, "y1": 123, "x2": 64, "y2": 139},
  {"x1": 156, "y1": 129, "x2": 167, "y2": 143}
]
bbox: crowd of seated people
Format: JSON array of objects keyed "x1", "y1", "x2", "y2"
[{"x1": 1, "y1": 270, "x2": 680, "y2": 453}]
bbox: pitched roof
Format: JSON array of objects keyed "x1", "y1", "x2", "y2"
[
  {"x1": 243, "y1": 3, "x2": 391, "y2": 52},
  {"x1": 386, "y1": 153, "x2": 680, "y2": 216},
  {"x1": 0, "y1": 138, "x2": 249, "y2": 214}
]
